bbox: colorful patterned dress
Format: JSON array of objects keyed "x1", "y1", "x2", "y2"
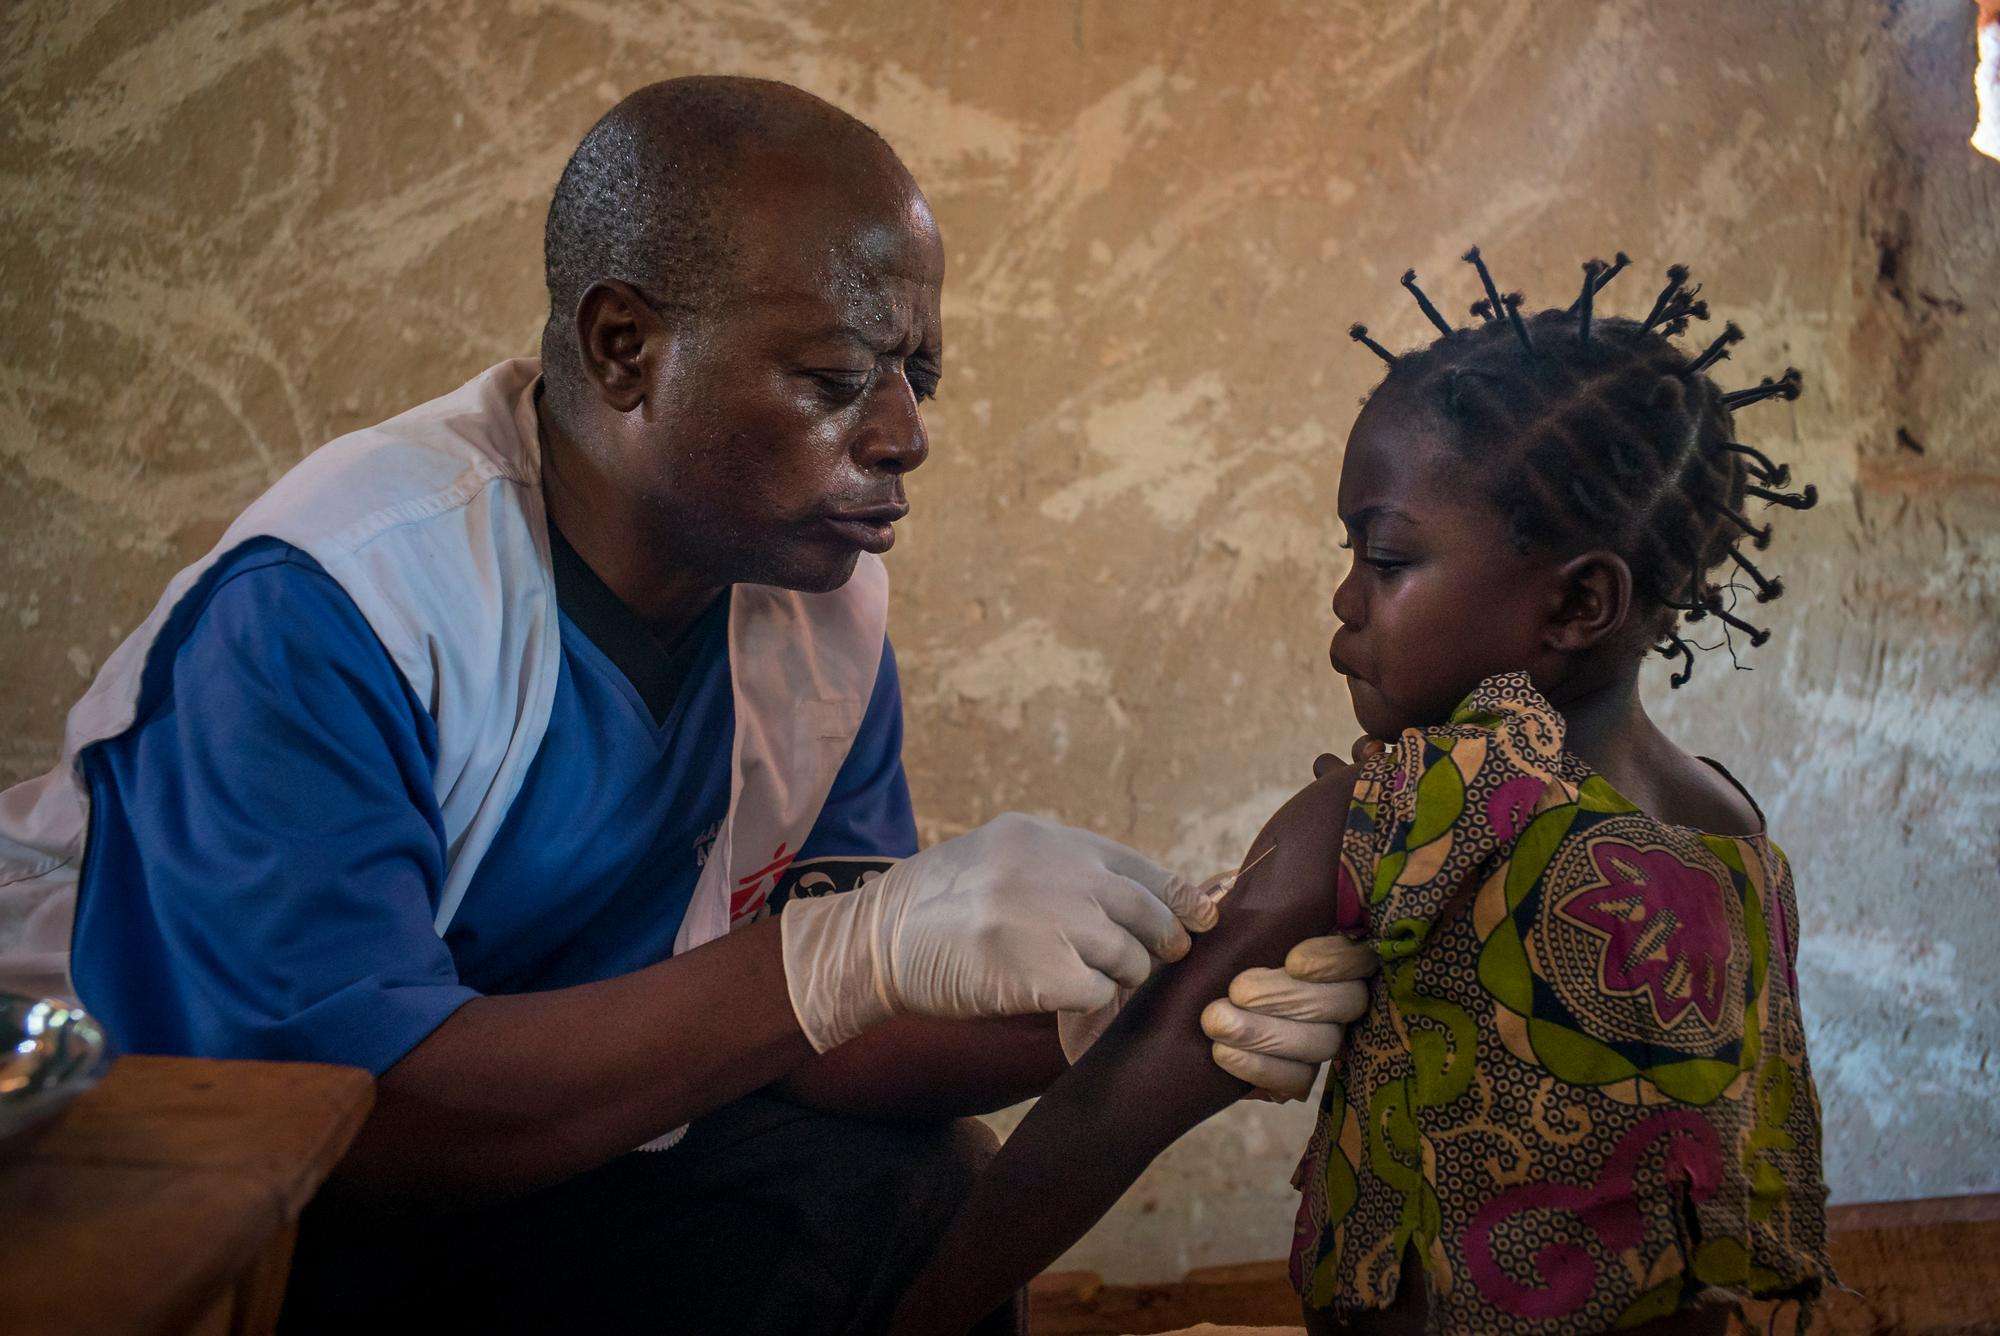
[{"x1": 1290, "y1": 674, "x2": 1833, "y2": 1332}]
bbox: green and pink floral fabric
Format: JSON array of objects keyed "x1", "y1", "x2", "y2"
[{"x1": 1291, "y1": 673, "x2": 1833, "y2": 1332}]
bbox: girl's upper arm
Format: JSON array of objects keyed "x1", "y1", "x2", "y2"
[
  {"x1": 1220, "y1": 760, "x2": 1362, "y2": 941},
  {"x1": 880, "y1": 764, "x2": 1368, "y2": 1336}
]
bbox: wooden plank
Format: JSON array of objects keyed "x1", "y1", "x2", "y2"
[
  {"x1": 229, "y1": 1224, "x2": 300, "y2": 1336},
  {"x1": 0, "y1": 1160, "x2": 280, "y2": 1336},
  {"x1": 1804, "y1": 1195, "x2": 2000, "y2": 1334},
  {"x1": 32, "y1": 1056, "x2": 374, "y2": 1216},
  {"x1": 1827, "y1": 1190, "x2": 2000, "y2": 1231},
  {"x1": 0, "y1": 1057, "x2": 374, "y2": 1336},
  {"x1": 1029, "y1": 1265, "x2": 1300, "y2": 1335},
  {"x1": 1030, "y1": 1196, "x2": 2000, "y2": 1335}
]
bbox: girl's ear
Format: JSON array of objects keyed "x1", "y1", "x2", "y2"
[{"x1": 1544, "y1": 550, "x2": 1633, "y2": 653}]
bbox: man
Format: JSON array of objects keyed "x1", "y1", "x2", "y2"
[{"x1": 0, "y1": 78, "x2": 1366, "y2": 1333}]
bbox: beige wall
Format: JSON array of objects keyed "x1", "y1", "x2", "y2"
[{"x1": 4, "y1": 0, "x2": 1995, "y2": 1282}]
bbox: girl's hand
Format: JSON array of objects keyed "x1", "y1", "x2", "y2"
[{"x1": 1315, "y1": 733, "x2": 1388, "y2": 778}]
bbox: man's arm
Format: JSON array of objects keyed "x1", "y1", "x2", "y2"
[
  {"x1": 775, "y1": 1013, "x2": 1065, "y2": 1118},
  {"x1": 78, "y1": 554, "x2": 1198, "y2": 1210},
  {"x1": 763, "y1": 640, "x2": 1071, "y2": 1119},
  {"x1": 352, "y1": 825, "x2": 1183, "y2": 1204},
  {"x1": 886, "y1": 765, "x2": 1359, "y2": 1336},
  {"x1": 335, "y1": 917, "x2": 814, "y2": 1205}
]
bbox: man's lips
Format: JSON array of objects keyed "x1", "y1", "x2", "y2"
[{"x1": 822, "y1": 504, "x2": 908, "y2": 554}]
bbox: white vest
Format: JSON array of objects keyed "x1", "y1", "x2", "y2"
[{"x1": 0, "y1": 359, "x2": 888, "y2": 1010}]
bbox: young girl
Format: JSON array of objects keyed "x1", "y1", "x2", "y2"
[{"x1": 886, "y1": 251, "x2": 1834, "y2": 1335}]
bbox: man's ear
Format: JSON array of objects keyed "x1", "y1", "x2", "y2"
[
  {"x1": 1544, "y1": 550, "x2": 1633, "y2": 653},
  {"x1": 574, "y1": 280, "x2": 660, "y2": 414}
]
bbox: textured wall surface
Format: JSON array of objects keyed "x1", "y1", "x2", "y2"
[{"x1": 3, "y1": 0, "x2": 1996, "y2": 1282}]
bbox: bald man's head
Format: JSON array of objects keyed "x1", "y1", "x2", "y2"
[
  {"x1": 540, "y1": 76, "x2": 913, "y2": 412},
  {"x1": 533, "y1": 77, "x2": 942, "y2": 598}
]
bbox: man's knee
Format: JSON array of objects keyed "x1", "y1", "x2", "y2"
[
  {"x1": 828, "y1": 1113, "x2": 997, "y2": 1236},
  {"x1": 672, "y1": 1106, "x2": 1001, "y2": 1332},
  {"x1": 827, "y1": 1116, "x2": 1006, "y2": 1334},
  {"x1": 674, "y1": 1094, "x2": 993, "y2": 1233},
  {"x1": 899, "y1": 1115, "x2": 999, "y2": 1205}
]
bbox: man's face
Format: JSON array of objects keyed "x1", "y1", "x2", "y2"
[{"x1": 624, "y1": 151, "x2": 945, "y2": 593}]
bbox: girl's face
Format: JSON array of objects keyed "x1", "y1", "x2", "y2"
[{"x1": 1328, "y1": 388, "x2": 1565, "y2": 738}]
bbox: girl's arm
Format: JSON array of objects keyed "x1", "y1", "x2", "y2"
[{"x1": 886, "y1": 763, "x2": 1359, "y2": 1336}]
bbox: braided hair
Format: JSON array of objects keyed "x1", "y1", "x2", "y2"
[{"x1": 1345, "y1": 249, "x2": 1816, "y2": 688}]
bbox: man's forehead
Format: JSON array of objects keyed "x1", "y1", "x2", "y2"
[
  {"x1": 727, "y1": 141, "x2": 938, "y2": 253},
  {"x1": 739, "y1": 205, "x2": 939, "y2": 284},
  {"x1": 728, "y1": 217, "x2": 941, "y2": 339},
  {"x1": 720, "y1": 286, "x2": 933, "y2": 356}
]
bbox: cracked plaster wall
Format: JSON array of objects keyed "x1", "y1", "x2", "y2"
[{"x1": 3, "y1": 0, "x2": 1995, "y2": 1283}]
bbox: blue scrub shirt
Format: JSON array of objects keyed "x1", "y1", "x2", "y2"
[{"x1": 70, "y1": 535, "x2": 917, "y2": 1074}]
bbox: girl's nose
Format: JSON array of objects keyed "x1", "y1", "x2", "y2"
[{"x1": 1330, "y1": 567, "x2": 1364, "y2": 627}]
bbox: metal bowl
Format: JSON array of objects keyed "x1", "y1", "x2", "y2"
[{"x1": 0, "y1": 992, "x2": 107, "y2": 1164}]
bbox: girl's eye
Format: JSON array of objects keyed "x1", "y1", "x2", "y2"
[
  {"x1": 908, "y1": 366, "x2": 941, "y2": 403},
  {"x1": 1339, "y1": 540, "x2": 1406, "y2": 572}
]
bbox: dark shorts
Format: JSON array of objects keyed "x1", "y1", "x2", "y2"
[{"x1": 280, "y1": 1092, "x2": 1021, "y2": 1336}]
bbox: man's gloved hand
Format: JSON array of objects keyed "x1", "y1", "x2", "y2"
[
  {"x1": 1056, "y1": 985, "x2": 1133, "y2": 1064},
  {"x1": 781, "y1": 813, "x2": 1218, "y2": 1052},
  {"x1": 1202, "y1": 935, "x2": 1378, "y2": 1100}
]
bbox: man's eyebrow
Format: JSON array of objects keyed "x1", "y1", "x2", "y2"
[
  {"x1": 794, "y1": 319, "x2": 932, "y2": 355},
  {"x1": 1342, "y1": 504, "x2": 1420, "y2": 529},
  {"x1": 780, "y1": 320, "x2": 876, "y2": 345}
]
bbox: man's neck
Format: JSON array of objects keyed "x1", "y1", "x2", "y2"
[{"x1": 537, "y1": 398, "x2": 726, "y2": 645}]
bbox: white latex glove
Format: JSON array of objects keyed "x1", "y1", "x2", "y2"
[
  {"x1": 1057, "y1": 984, "x2": 1133, "y2": 1064},
  {"x1": 1202, "y1": 935, "x2": 1379, "y2": 1100},
  {"x1": 781, "y1": 813, "x2": 1217, "y2": 1052},
  {"x1": 1057, "y1": 862, "x2": 1243, "y2": 1062}
]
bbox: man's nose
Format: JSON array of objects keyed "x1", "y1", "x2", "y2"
[{"x1": 855, "y1": 371, "x2": 930, "y2": 475}]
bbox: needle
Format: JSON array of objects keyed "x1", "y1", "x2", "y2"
[{"x1": 1199, "y1": 842, "x2": 1278, "y2": 910}]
